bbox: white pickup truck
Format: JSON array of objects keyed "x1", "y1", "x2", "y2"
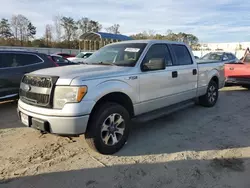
[{"x1": 17, "y1": 40, "x2": 225, "y2": 154}]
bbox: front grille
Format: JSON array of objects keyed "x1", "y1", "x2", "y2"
[
  {"x1": 20, "y1": 75, "x2": 58, "y2": 108},
  {"x1": 22, "y1": 75, "x2": 52, "y2": 88},
  {"x1": 20, "y1": 90, "x2": 49, "y2": 104}
]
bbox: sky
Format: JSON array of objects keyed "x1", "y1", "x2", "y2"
[{"x1": 1, "y1": 0, "x2": 250, "y2": 43}]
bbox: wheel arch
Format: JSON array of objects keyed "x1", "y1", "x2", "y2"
[{"x1": 88, "y1": 92, "x2": 135, "y2": 126}]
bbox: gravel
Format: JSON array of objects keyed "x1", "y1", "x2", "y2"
[{"x1": 1, "y1": 86, "x2": 250, "y2": 188}]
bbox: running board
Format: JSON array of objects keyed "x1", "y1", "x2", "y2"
[{"x1": 132, "y1": 100, "x2": 195, "y2": 123}]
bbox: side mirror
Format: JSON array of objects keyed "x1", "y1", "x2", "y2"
[{"x1": 142, "y1": 58, "x2": 165, "y2": 71}]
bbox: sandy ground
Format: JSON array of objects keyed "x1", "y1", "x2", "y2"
[{"x1": 1, "y1": 86, "x2": 250, "y2": 188}]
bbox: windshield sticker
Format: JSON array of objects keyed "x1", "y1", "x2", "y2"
[{"x1": 124, "y1": 48, "x2": 140, "y2": 52}]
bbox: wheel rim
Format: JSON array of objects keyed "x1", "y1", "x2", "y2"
[
  {"x1": 208, "y1": 85, "x2": 217, "y2": 103},
  {"x1": 101, "y1": 113, "x2": 125, "y2": 146}
]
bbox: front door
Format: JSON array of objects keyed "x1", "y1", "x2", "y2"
[{"x1": 137, "y1": 43, "x2": 181, "y2": 114}]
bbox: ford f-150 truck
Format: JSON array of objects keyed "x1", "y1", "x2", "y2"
[{"x1": 17, "y1": 40, "x2": 225, "y2": 154}]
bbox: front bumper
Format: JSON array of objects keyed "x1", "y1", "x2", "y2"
[{"x1": 17, "y1": 103, "x2": 89, "y2": 136}]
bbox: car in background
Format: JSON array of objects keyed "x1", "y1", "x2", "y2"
[
  {"x1": 200, "y1": 52, "x2": 238, "y2": 64},
  {"x1": 55, "y1": 52, "x2": 75, "y2": 58},
  {"x1": 67, "y1": 51, "x2": 93, "y2": 63},
  {"x1": 225, "y1": 49, "x2": 250, "y2": 88},
  {"x1": 0, "y1": 49, "x2": 58, "y2": 101},
  {"x1": 49, "y1": 54, "x2": 79, "y2": 66}
]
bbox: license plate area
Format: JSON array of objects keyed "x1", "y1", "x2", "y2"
[
  {"x1": 21, "y1": 113, "x2": 29, "y2": 126},
  {"x1": 31, "y1": 118, "x2": 50, "y2": 132}
]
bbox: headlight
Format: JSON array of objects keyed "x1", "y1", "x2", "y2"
[{"x1": 53, "y1": 86, "x2": 88, "y2": 109}]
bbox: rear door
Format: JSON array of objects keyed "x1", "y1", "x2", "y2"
[
  {"x1": 168, "y1": 44, "x2": 198, "y2": 100},
  {"x1": 0, "y1": 52, "x2": 45, "y2": 99},
  {"x1": 0, "y1": 52, "x2": 23, "y2": 98}
]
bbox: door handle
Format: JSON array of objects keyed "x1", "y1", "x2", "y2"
[
  {"x1": 193, "y1": 69, "x2": 197, "y2": 75},
  {"x1": 172, "y1": 71, "x2": 178, "y2": 78},
  {"x1": 229, "y1": 67, "x2": 234, "y2": 70}
]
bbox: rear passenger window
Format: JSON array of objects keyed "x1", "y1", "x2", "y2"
[
  {"x1": 0, "y1": 53, "x2": 42, "y2": 68},
  {"x1": 15, "y1": 54, "x2": 42, "y2": 66},
  {"x1": 143, "y1": 44, "x2": 173, "y2": 66},
  {"x1": 0, "y1": 53, "x2": 18, "y2": 68},
  {"x1": 171, "y1": 44, "x2": 193, "y2": 65}
]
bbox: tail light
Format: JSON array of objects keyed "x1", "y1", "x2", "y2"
[{"x1": 48, "y1": 56, "x2": 59, "y2": 67}]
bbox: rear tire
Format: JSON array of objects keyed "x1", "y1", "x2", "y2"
[
  {"x1": 199, "y1": 80, "x2": 219, "y2": 107},
  {"x1": 85, "y1": 102, "x2": 130, "y2": 155}
]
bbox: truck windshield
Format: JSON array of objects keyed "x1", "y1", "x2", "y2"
[
  {"x1": 83, "y1": 43, "x2": 147, "y2": 67},
  {"x1": 201, "y1": 53, "x2": 223, "y2": 61}
]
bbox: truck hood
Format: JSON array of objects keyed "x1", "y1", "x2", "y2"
[{"x1": 29, "y1": 64, "x2": 133, "y2": 85}]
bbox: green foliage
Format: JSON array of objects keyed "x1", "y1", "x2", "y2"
[
  {"x1": 0, "y1": 18, "x2": 13, "y2": 38},
  {"x1": 0, "y1": 14, "x2": 200, "y2": 50},
  {"x1": 105, "y1": 24, "x2": 120, "y2": 34},
  {"x1": 27, "y1": 22, "x2": 36, "y2": 38},
  {"x1": 130, "y1": 30, "x2": 199, "y2": 49}
]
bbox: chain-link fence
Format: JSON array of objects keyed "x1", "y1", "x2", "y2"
[
  {"x1": 0, "y1": 46, "x2": 95, "y2": 55},
  {"x1": 1, "y1": 46, "x2": 247, "y2": 60}
]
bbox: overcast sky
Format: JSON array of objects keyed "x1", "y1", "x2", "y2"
[{"x1": 1, "y1": 0, "x2": 250, "y2": 43}]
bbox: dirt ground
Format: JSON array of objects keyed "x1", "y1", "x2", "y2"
[{"x1": 1, "y1": 86, "x2": 250, "y2": 188}]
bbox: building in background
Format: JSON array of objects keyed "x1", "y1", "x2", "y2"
[
  {"x1": 192, "y1": 42, "x2": 250, "y2": 59},
  {"x1": 200, "y1": 42, "x2": 250, "y2": 51}
]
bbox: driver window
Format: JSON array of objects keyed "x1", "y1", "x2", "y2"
[{"x1": 142, "y1": 44, "x2": 173, "y2": 66}]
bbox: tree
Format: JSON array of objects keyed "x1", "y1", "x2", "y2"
[
  {"x1": 105, "y1": 24, "x2": 120, "y2": 34},
  {"x1": 53, "y1": 14, "x2": 62, "y2": 42},
  {"x1": 11, "y1": 14, "x2": 31, "y2": 46},
  {"x1": 44, "y1": 24, "x2": 53, "y2": 47},
  {"x1": 11, "y1": 15, "x2": 19, "y2": 42},
  {"x1": 27, "y1": 22, "x2": 36, "y2": 40},
  {"x1": 77, "y1": 17, "x2": 102, "y2": 33},
  {"x1": 16, "y1": 14, "x2": 29, "y2": 45},
  {"x1": 77, "y1": 17, "x2": 90, "y2": 34},
  {"x1": 61, "y1": 17, "x2": 78, "y2": 48},
  {"x1": 88, "y1": 20, "x2": 102, "y2": 32},
  {"x1": 32, "y1": 39, "x2": 46, "y2": 47},
  {"x1": 0, "y1": 18, "x2": 13, "y2": 39}
]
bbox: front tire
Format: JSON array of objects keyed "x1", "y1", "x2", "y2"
[
  {"x1": 199, "y1": 80, "x2": 219, "y2": 107},
  {"x1": 85, "y1": 102, "x2": 130, "y2": 155}
]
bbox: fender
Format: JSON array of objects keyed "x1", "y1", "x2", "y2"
[
  {"x1": 207, "y1": 68, "x2": 220, "y2": 84},
  {"x1": 83, "y1": 79, "x2": 139, "y2": 104}
]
